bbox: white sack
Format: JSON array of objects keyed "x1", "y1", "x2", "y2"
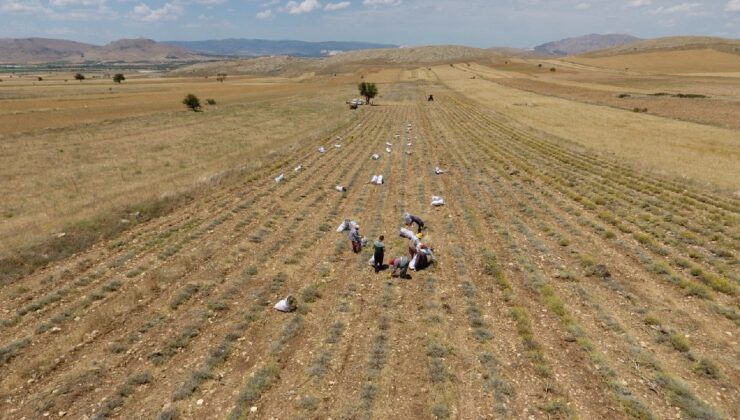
[
  {"x1": 319, "y1": 146, "x2": 326, "y2": 153},
  {"x1": 294, "y1": 164, "x2": 303, "y2": 172},
  {"x1": 434, "y1": 167, "x2": 445, "y2": 175},
  {"x1": 386, "y1": 142, "x2": 393, "y2": 147},
  {"x1": 335, "y1": 144, "x2": 342, "y2": 148},
  {"x1": 274, "y1": 296, "x2": 296, "y2": 312},
  {"x1": 385, "y1": 147, "x2": 392, "y2": 153},
  {"x1": 371, "y1": 154, "x2": 380, "y2": 160},
  {"x1": 371, "y1": 175, "x2": 384, "y2": 185},
  {"x1": 400, "y1": 227, "x2": 417, "y2": 242},
  {"x1": 335, "y1": 185, "x2": 346, "y2": 192},
  {"x1": 275, "y1": 174, "x2": 285, "y2": 183},
  {"x1": 337, "y1": 219, "x2": 358, "y2": 232},
  {"x1": 431, "y1": 196, "x2": 445, "y2": 206}
]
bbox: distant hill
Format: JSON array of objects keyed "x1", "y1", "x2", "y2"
[
  {"x1": 0, "y1": 38, "x2": 93, "y2": 64},
  {"x1": 580, "y1": 36, "x2": 740, "y2": 57},
  {"x1": 162, "y1": 39, "x2": 398, "y2": 58},
  {"x1": 0, "y1": 37, "x2": 207, "y2": 64},
  {"x1": 83, "y1": 38, "x2": 204, "y2": 63},
  {"x1": 567, "y1": 36, "x2": 740, "y2": 73},
  {"x1": 534, "y1": 34, "x2": 641, "y2": 56},
  {"x1": 171, "y1": 45, "x2": 501, "y2": 77}
]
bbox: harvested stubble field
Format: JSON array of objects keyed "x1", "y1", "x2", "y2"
[{"x1": 0, "y1": 63, "x2": 738, "y2": 420}]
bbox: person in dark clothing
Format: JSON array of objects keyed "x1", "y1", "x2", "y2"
[
  {"x1": 373, "y1": 235, "x2": 385, "y2": 273},
  {"x1": 404, "y1": 212, "x2": 426, "y2": 233},
  {"x1": 350, "y1": 227, "x2": 362, "y2": 253}
]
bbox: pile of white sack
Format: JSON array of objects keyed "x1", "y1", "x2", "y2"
[
  {"x1": 431, "y1": 195, "x2": 445, "y2": 206},
  {"x1": 371, "y1": 175, "x2": 384, "y2": 185}
]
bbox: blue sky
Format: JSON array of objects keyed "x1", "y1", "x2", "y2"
[{"x1": 0, "y1": 0, "x2": 738, "y2": 47}]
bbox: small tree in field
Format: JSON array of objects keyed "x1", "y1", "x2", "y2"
[
  {"x1": 74, "y1": 73, "x2": 85, "y2": 82},
  {"x1": 113, "y1": 73, "x2": 125, "y2": 83},
  {"x1": 358, "y1": 82, "x2": 378, "y2": 105},
  {"x1": 182, "y1": 94, "x2": 201, "y2": 112},
  {"x1": 216, "y1": 73, "x2": 227, "y2": 82}
]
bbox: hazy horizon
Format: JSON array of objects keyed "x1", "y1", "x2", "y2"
[{"x1": 0, "y1": 0, "x2": 738, "y2": 48}]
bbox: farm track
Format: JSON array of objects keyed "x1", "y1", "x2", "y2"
[{"x1": 1, "y1": 81, "x2": 737, "y2": 419}]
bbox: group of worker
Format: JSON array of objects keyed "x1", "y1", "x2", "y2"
[{"x1": 344, "y1": 212, "x2": 431, "y2": 279}]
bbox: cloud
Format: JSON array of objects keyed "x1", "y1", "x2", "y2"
[
  {"x1": 652, "y1": 2, "x2": 701, "y2": 14},
  {"x1": 191, "y1": 0, "x2": 227, "y2": 4},
  {"x1": 0, "y1": 0, "x2": 49, "y2": 13},
  {"x1": 48, "y1": 0, "x2": 104, "y2": 6},
  {"x1": 129, "y1": 2, "x2": 183, "y2": 22},
  {"x1": 285, "y1": 0, "x2": 321, "y2": 14},
  {"x1": 324, "y1": 1, "x2": 349, "y2": 11},
  {"x1": 362, "y1": 0, "x2": 400, "y2": 6},
  {"x1": 256, "y1": 8, "x2": 272, "y2": 18},
  {"x1": 574, "y1": 2, "x2": 590, "y2": 10},
  {"x1": 629, "y1": 0, "x2": 651, "y2": 6},
  {"x1": 726, "y1": 0, "x2": 740, "y2": 12}
]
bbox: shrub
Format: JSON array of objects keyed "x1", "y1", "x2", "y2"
[
  {"x1": 301, "y1": 285, "x2": 321, "y2": 303},
  {"x1": 113, "y1": 74, "x2": 125, "y2": 83},
  {"x1": 693, "y1": 358, "x2": 720, "y2": 379},
  {"x1": 182, "y1": 94, "x2": 201, "y2": 112},
  {"x1": 669, "y1": 333, "x2": 690, "y2": 352},
  {"x1": 206, "y1": 98, "x2": 216, "y2": 105}
]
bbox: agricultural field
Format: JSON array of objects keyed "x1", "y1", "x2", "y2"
[{"x1": 0, "y1": 61, "x2": 738, "y2": 420}]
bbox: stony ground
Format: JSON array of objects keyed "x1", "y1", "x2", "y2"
[{"x1": 1, "y1": 80, "x2": 737, "y2": 420}]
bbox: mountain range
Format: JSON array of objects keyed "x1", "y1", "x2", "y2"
[
  {"x1": 2, "y1": 34, "x2": 733, "y2": 66},
  {"x1": 533, "y1": 33, "x2": 642, "y2": 56},
  {"x1": 0, "y1": 38, "x2": 204, "y2": 65}
]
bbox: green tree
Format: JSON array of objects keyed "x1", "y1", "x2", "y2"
[
  {"x1": 113, "y1": 73, "x2": 125, "y2": 83},
  {"x1": 358, "y1": 82, "x2": 378, "y2": 105},
  {"x1": 182, "y1": 94, "x2": 201, "y2": 112},
  {"x1": 74, "y1": 73, "x2": 85, "y2": 82}
]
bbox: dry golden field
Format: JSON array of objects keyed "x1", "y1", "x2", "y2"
[{"x1": 0, "y1": 52, "x2": 738, "y2": 420}]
